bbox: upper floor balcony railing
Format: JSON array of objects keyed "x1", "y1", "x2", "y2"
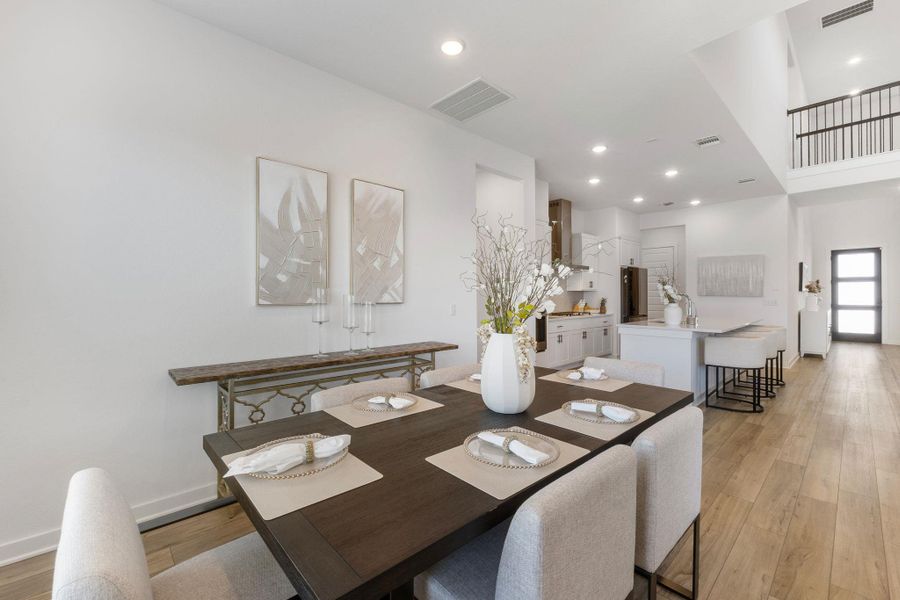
[{"x1": 788, "y1": 81, "x2": 900, "y2": 169}]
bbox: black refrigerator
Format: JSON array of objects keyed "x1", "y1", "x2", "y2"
[{"x1": 621, "y1": 266, "x2": 648, "y2": 322}]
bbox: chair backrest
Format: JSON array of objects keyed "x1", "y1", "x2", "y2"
[
  {"x1": 53, "y1": 468, "x2": 153, "y2": 600},
  {"x1": 705, "y1": 335, "x2": 766, "y2": 369},
  {"x1": 495, "y1": 445, "x2": 637, "y2": 600},
  {"x1": 633, "y1": 406, "x2": 703, "y2": 572},
  {"x1": 583, "y1": 356, "x2": 665, "y2": 386},
  {"x1": 309, "y1": 377, "x2": 411, "y2": 412},
  {"x1": 419, "y1": 363, "x2": 481, "y2": 388}
]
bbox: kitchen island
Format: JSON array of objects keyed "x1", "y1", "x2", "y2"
[{"x1": 618, "y1": 318, "x2": 759, "y2": 401}]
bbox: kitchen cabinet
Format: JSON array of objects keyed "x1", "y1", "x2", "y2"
[
  {"x1": 535, "y1": 315, "x2": 615, "y2": 368},
  {"x1": 567, "y1": 233, "x2": 600, "y2": 292}
]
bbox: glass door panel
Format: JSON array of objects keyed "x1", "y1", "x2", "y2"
[
  {"x1": 836, "y1": 281, "x2": 876, "y2": 306},
  {"x1": 836, "y1": 310, "x2": 876, "y2": 334},
  {"x1": 831, "y1": 248, "x2": 881, "y2": 343}
]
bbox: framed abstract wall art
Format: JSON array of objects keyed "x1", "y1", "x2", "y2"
[
  {"x1": 351, "y1": 179, "x2": 404, "y2": 303},
  {"x1": 256, "y1": 157, "x2": 327, "y2": 305}
]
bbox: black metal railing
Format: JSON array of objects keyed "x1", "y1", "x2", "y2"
[{"x1": 788, "y1": 80, "x2": 900, "y2": 168}]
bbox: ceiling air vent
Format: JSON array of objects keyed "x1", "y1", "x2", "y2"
[
  {"x1": 738, "y1": 177, "x2": 757, "y2": 184},
  {"x1": 694, "y1": 135, "x2": 722, "y2": 148},
  {"x1": 431, "y1": 78, "x2": 513, "y2": 122},
  {"x1": 822, "y1": 0, "x2": 873, "y2": 27}
]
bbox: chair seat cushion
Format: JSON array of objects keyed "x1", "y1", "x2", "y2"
[
  {"x1": 151, "y1": 533, "x2": 295, "y2": 600},
  {"x1": 414, "y1": 519, "x2": 511, "y2": 600}
]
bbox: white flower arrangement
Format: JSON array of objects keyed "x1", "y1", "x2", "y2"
[
  {"x1": 464, "y1": 215, "x2": 570, "y2": 382},
  {"x1": 656, "y1": 267, "x2": 682, "y2": 305}
]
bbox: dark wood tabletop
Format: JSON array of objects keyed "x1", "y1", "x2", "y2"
[
  {"x1": 202, "y1": 367, "x2": 693, "y2": 600},
  {"x1": 169, "y1": 341, "x2": 458, "y2": 385}
]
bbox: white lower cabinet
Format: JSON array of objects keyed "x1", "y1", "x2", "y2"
[{"x1": 537, "y1": 316, "x2": 615, "y2": 369}]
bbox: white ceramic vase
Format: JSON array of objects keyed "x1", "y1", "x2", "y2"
[
  {"x1": 480, "y1": 333, "x2": 535, "y2": 414},
  {"x1": 664, "y1": 302, "x2": 683, "y2": 326},
  {"x1": 805, "y1": 293, "x2": 820, "y2": 311}
]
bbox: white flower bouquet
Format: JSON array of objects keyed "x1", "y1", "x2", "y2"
[
  {"x1": 656, "y1": 267, "x2": 682, "y2": 305},
  {"x1": 463, "y1": 215, "x2": 571, "y2": 381}
]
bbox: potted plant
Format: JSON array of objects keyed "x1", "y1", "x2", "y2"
[
  {"x1": 463, "y1": 216, "x2": 570, "y2": 413},
  {"x1": 599, "y1": 297, "x2": 607, "y2": 314},
  {"x1": 804, "y1": 279, "x2": 823, "y2": 311},
  {"x1": 656, "y1": 268, "x2": 683, "y2": 326}
]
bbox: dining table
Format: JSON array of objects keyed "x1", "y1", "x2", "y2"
[{"x1": 202, "y1": 366, "x2": 694, "y2": 600}]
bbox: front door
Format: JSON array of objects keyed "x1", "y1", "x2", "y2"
[{"x1": 831, "y1": 247, "x2": 882, "y2": 343}]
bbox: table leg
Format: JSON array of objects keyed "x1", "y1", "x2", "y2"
[{"x1": 380, "y1": 580, "x2": 414, "y2": 600}]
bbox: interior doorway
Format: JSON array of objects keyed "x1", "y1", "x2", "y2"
[{"x1": 642, "y1": 246, "x2": 676, "y2": 320}]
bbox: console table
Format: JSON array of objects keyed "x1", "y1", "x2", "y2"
[
  {"x1": 170, "y1": 341, "x2": 458, "y2": 497},
  {"x1": 170, "y1": 341, "x2": 458, "y2": 430}
]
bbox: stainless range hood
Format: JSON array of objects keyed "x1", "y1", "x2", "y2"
[{"x1": 548, "y1": 198, "x2": 590, "y2": 271}]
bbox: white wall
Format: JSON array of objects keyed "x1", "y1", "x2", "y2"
[
  {"x1": 803, "y1": 197, "x2": 900, "y2": 345},
  {"x1": 640, "y1": 196, "x2": 795, "y2": 358},
  {"x1": 0, "y1": 0, "x2": 536, "y2": 563},
  {"x1": 692, "y1": 14, "x2": 791, "y2": 187}
]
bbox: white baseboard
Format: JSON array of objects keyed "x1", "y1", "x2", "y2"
[
  {"x1": 785, "y1": 353, "x2": 800, "y2": 369},
  {"x1": 0, "y1": 482, "x2": 217, "y2": 567}
]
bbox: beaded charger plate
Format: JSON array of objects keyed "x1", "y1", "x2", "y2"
[
  {"x1": 561, "y1": 399, "x2": 640, "y2": 425},
  {"x1": 463, "y1": 427, "x2": 560, "y2": 470},
  {"x1": 242, "y1": 434, "x2": 349, "y2": 480},
  {"x1": 556, "y1": 369, "x2": 609, "y2": 382},
  {"x1": 350, "y1": 391, "x2": 419, "y2": 413}
]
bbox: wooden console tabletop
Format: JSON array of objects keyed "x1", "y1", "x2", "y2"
[{"x1": 168, "y1": 341, "x2": 458, "y2": 386}]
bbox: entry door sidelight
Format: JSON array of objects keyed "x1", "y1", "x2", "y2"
[{"x1": 831, "y1": 248, "x2": 882, "y2": 343}]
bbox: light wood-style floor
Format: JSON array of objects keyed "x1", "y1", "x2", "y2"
[{"x1": 4, "y1": 342, "x2": 900, "y2": 600}]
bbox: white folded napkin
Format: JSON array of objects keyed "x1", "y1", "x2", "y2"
[
  {"x1": 566, "y1": 370, "x2": 584, "y2": 380},
  {"x1": 570, "y1": 401, "x2": 636, "y2": 423},
  {"x1": 600, "y1": 405, "x2": 636, "y2": 422},
  {"x1": 477, "y1": 431, "x2": 550, "y2": 465},
  {"x1": 368, "y1": 394, "x2": 415, "y2": 409},
  {"x1": 469, "y1": 373, "x2": 482, "y2": 381},
  {"x1": 579, "y1": 367, "x2": 606, "y2": 381},
  {"x1": 225, "y1": 434, "x2": 351, "y2": 477}
]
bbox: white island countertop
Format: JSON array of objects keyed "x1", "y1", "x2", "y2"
[
  {"x1": 617, "y1": 318, "x2": 759, "y2": 335},
  {"x1": 618, "y1": 316, "x2": 762, "y2": 399}
]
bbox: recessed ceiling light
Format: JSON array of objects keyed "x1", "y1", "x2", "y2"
[
  {"x1": 588, "y1": 177, "x2": 600, "y2": 185},
  {"x1": 633, "y1": 196, "x2": 644, "y2": 203},
  {"x1": 665, "y1": 169, "x2": 679, "y2": 177},
  {"x1": 440, "y1": 39, "x2": 465, "y2": 56},
  {"x1": 690, "y1": 199, "x2": 701, "y2": 206},
  {"x1": 847, "y1": 56, "x2": 862, "y2": 66},
  {"x1": 849, "y1": 88, "x2": 861, "y2": 96},
  {"x1": 591, "y1": 145, "x2": 608, "y2": 154}
]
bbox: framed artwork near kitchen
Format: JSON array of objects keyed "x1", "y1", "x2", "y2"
[
  {"x1": 351, "y1": 179, "x2": 404, "y2": 303},
  {"x1": 256, "y1": 157, "x2": 328, "y2": 305}
]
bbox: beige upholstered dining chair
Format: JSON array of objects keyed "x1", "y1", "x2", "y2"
[
  {"x1": 52, "y1": 468, "x2": 295, "y2": 600},
  {"x1": 583, "y1": 356, "x2": 665, "y2": 386},
  {"x1": 415, "y1": 445, "x2": 637, "y2": 600},
  {"x1": 309, "y1": 377, "x2": 410, "y2": 412},
  {"x1": 419, "y1": 363, "x2": 481, "y2": 388},
  {"x1": 632, "y1": 406, "x2": 703, "y2": 600}
]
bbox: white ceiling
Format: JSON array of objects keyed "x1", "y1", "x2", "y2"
[
  {"x1": 157, "y1": 0, "x2": 803, "y2": 212},
  {"x1": 787, "y1": 0, "x2": 900, "y2": 102}
]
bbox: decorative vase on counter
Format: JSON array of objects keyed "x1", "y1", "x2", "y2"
[
  {"x1": 480, "y1": 333, "x2": 535, "y2": 414},
  {"x1": 805, "y1": 293, "x2": 820, "y2": 311},
  {"x1": 664, "y1": 302, "x2": 683, "y2": 326}
]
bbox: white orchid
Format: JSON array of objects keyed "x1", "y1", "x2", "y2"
[{"x1": 462, "y1": 214, "x2": 571, "y2": 382}]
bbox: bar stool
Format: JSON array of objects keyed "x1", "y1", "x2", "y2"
[
  {"x1": 725, "y1": 331, "x2": 778, "y2": 399},
  {"x1": 741, "y1": 325, "x2": 786, "y2": 386},
  {"x1": 704, "y1": 335, "x2": 767, "y2": 413}
]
